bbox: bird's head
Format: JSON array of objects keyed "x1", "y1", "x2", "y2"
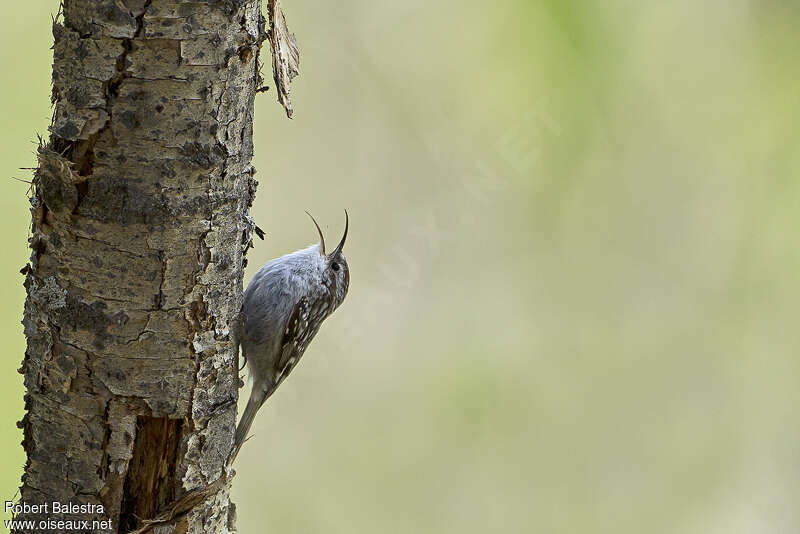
[{"x1": 306, "y1": 211, "x2": 350, "y2": 308}]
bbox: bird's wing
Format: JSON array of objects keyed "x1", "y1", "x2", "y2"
[
  {"x1": 272, "y1": 294, "x2": 331, "y2": 388},
  {"x1": 241, "y1": 274, "x2": 293, "y2": 346}
]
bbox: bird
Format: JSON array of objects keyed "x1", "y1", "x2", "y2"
[{"x1": 229, "y1": 211, "x2": 350, "y2": 463}]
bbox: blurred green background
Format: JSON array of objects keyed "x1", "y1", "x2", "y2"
[{"x1": 2, "y1": 1, "x2": 800, "y2": 532}]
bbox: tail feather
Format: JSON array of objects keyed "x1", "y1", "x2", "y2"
[{"x1": 229, "y1": 388, "x2": 267, "y2": 465}]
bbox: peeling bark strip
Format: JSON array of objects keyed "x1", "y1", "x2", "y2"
[
  {"x1": 18, "y1": 1, "x2": 266, "y2": 532},
  {"x1": 268, "y1": 0, "x2": 300, "y2": 118}
]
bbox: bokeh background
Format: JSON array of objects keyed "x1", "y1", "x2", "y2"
[{"x1": 2, "y1": 1, "x2": 800, "y2": 532}]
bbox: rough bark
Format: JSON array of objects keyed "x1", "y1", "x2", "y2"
[{"x1": 17, "y1": 0, "x2": 265, "y2": 532}]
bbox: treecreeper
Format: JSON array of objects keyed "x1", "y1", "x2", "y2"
[{"x1": 231, "y1": 210, "x2": 350, "y2": 463}]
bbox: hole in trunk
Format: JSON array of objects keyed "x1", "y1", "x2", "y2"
[{"x1": 119, "y1": 416, "x2": 182, "y2": 531}]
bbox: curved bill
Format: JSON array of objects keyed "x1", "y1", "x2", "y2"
[
  {"x1": 305, "y1": 211, "x2": 326, "y2": 255},
  {"x1": 330, "y1": 210, "x2": 348, "y2": 257}
]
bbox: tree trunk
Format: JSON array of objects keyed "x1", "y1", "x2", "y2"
[{"x1": 17, "y1": 0, "x2": 264, "y2": 532}]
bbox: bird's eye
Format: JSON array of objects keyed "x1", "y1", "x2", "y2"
[{"x1": 331, "y1": 262, "x2": 340, "y2": 271}]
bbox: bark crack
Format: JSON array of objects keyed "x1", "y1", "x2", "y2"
[{"x1": 67, "y1": 0, "x2": 154, "y2": 180}]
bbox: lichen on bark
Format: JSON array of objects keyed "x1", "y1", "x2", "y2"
[{"x1": 18, "y1": 1, "x2": 266, "y2": 532}]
